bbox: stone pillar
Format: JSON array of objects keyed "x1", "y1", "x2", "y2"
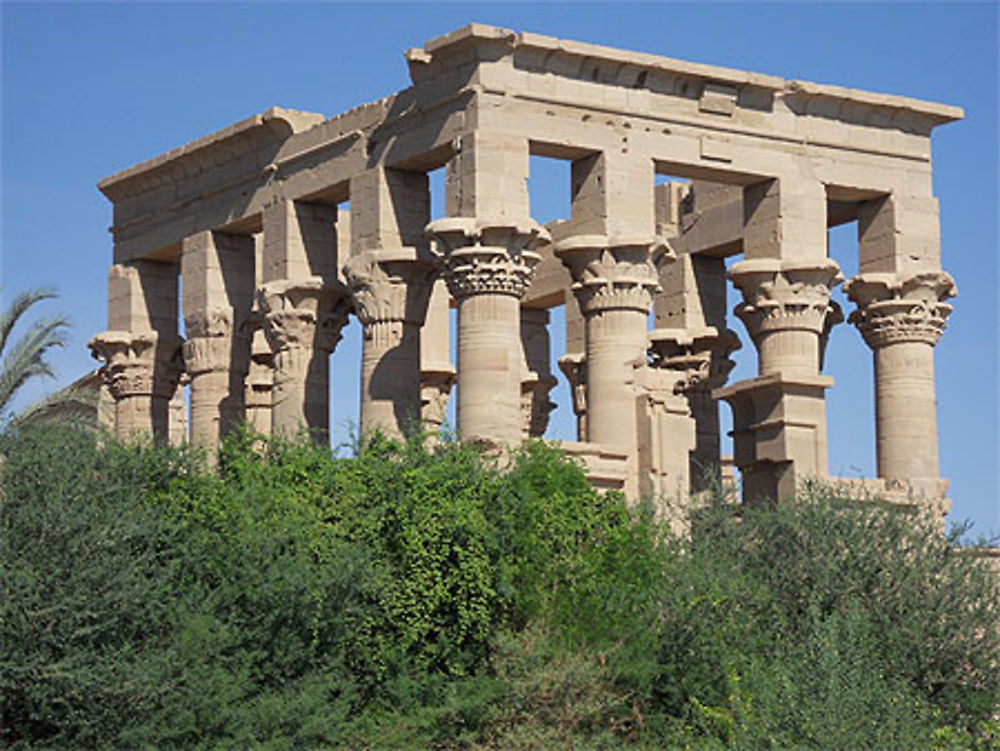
[
  {"x1": 258, "y1": 280, "x2": 349, "y2": 440},
  {"x1": 555, "y1": 152, "x2": 672, "y2": 494},
  {"x1": 844, "y1": 271, "x2": 955, "y2": 482},
  {"x1": 420, "y1": 278, "x2": 456, "y2": 437},
  {"x1": 260, "y1": 199, "x2": 349, "y2": 441},
  {"x1": 557, "y1": 353, "x2": 587, "y2": 441},
  {"x1": 648, "y1": 328, "x2": 739, "y2": 492},
  {"x1": 426, "y1": 131, "x2": 546, "y2": 447},
  {"x1": 244, "y1": 235, "x2": 273, "y2": 435},
  {"x1": 345, "y1": 249, "x2": 436, "y2": 438},
  {"x1": 428, "y1": 219, "x2": 545, "y2": 446},
  {"x1": 89, "y1": 261, "x2": 182, "y2": 441},
  {"x1": 181, "y1": 231, "x2": 254, "y2": 452},
  {"x1": 520, "y1": 308, "x2": 556, "y2": 438},
  {"x1": 714, "y1": 178, "x2": 841, "y2": 504},
  {"x1": 347, "y1": 168, "x2": 436, "y2": 439}
]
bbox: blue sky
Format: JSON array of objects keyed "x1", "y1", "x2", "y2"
[{"x1": 2, "y1": 2, "x2": 997, "y2": 535}]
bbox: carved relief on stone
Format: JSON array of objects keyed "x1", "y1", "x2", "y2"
[
  {"x1": 343, "y1": 248, "x2": 438, "y2": 332},
  {"x1": 729, "y1": 258, "x2": 844, "y2": 341},
  {"x1": 257, "y1": 278, "x2": 352, "y2": 356},
  {"x1": 554, "y1": 235, "x2": 676, "y2": 314},
  {"x1": 89, "y1": 330, "x2": 183, "y2": 401},
  {"x1": 426, "y1": 217, "x2": 548, "y2": 300},
  {"x1": 420, "y1": 367, "x2": 456, "y2": 431},
  {"x1": 844, "y1": 271, "x2": 956, "y2": 349},
  {"x1": 520, "y1": 374, "x2": 557, "y2": 438}
]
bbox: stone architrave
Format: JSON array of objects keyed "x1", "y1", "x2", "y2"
[
  {"x1": 89, "y1": 330, "x2": 183, "y2": 440},
  {"x1": 427, "y1": 217, "x2": 547, "y2": 447},
  {"x1": 258, "y1": 278, "x2": 351, "y2": 441},
  {"x1": 344, "y1": 248, "x2": 437, "y2": 439},
  {"x1": 844, "y1": 270, "x2": 955, "y2": 483},
  {"x1": 555, "y1": 235, "x2": 674, "y2": 494}
]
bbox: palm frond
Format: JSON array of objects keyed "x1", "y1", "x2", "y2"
[
  {"x1": 0, "y1": 315, "x2": 70, "y2": 413},
  {"x1": 0, "y1": 287, "x2": 57, "y2": 352}
]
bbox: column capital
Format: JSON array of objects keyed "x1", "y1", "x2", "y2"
[
  {"x1": 729, "y1": 258, "x2": 844, "y2": 340},
  {"x1": 426, "y1": 217, "x2": 547, "y2": 299},
  {"x1": 647, "y1": 327, "x2": 741, "y2": 394},
  {"x1": 844, "y1": 271, "x2": 956, "y2": 348},
  {"x1": 182, "y1": 306, "x2": 250, "y2": 377},
  {"x1": 343, "y1": 248, "x2": 437, "y2": 328},
  {"x1": 89, "y1": 330, "x2": 183, "y2": 400},
  {"x1": 521, "y1": 374, "x2": 557, "y2": 438},
  {"x1": 258, "y1": 278, "x2": 351, "y2": 355},
  {"x1": 554, "y1": 234, "x2": 675, "y2": 314}
]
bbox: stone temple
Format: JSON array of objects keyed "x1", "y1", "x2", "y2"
[{"x1": 89, "y1": 24, "x2": 961, "y2": 522}]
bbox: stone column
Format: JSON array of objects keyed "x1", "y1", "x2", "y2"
[
  {"x1": 557, "y1": 353, "x2": 587, "y2": 441},
  {"x1": 181, "y1": 231, "x2": 254, "y2": 452},
  {"x1": 345, "y1": 249, "x2": 436, "y2": 438},
  {"x1": 89, "y1": 261, "x2": 182, "y2": 441},
  {"x1": 845, "y1": 271, "x2": 955, "y2": 482},
  {"x1": 259, "y1": 199, "x2": 348, "y2": 441},
  {"x1": 428, "y1": 219, "x2": 545, "y2": 446},
  {"x1": 426, "y1": 131, "x2": 546, "y2": 447},
  {"x1": 420, "y1": 278, "x2": 456, "y2": 437},
  {"x1": 258, "y1": 280, "x2": 350, "y2": 440},
  {"x1": 347, "y1": 168, "x2": 437, "y2": 439},
  {"x1": 520, "y1": 308, "x2": 556, "y2": 438},
  {"x1": 714, "y1": 178, "x2": 841, "y2": 504},
  {"x1": 554, "y1": 152, "x2": 672, "y2": 494}
]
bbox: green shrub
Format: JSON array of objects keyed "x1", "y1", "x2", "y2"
[{"x1": 1, "y1": 424, "x2": 997, "y2": 749}]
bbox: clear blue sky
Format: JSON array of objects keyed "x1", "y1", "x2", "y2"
[{"x1": 2, "y1": 2, "x2": 997, "y2": 536}]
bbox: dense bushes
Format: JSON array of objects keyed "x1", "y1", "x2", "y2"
[{"x1": 2, "y1": 425, "x2": 998, "y2": 749}]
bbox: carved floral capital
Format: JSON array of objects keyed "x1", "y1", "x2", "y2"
[
  {"x1": 427, "y1": 217, "x2": 547, "y2": 299},
  {"x1": 257, "y1": 278, "x2": 352, "y2": 355},
  {"x1": 89, "y1": 330, "x2": 183, "y2": 400},
  {"x1": 555, "y1": 234, "x2": 675, "y2": 315},
  {"x1": 344, "y1": 248, "x2": 438, "y2": 330},
  {"x1": 844, "y1": 271, "x2": 956, "y2": 348},
  {"x1": 729, "y1": 258, "x2": 843, "y2": 341}
]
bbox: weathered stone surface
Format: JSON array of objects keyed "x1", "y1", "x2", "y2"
[{"x1": 92, "y1": 25, "x2": 960, "y2": 517}]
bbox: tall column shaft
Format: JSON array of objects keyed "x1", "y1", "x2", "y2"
[
  {"x1": 457, "y1": 292, "x2": 522, "y2": 442},
  {"x1": 845, "y1": 270, "x2": 954, "y2": 483},
  {"x1": 344, "y1": 248, "x2": 435, "y2": 439},
  {"x1": 259, "y1": 279, "x2": 350, "y2": 441},
  {"x1": 875, "y1": 341, "x2": 938, "y2": 478},
  {"x1": 428, "y1": 219, "x2": 545, "y2": 447},
  {"x1": 586, "y1": 306, "x2": 649, "y2": 449}
]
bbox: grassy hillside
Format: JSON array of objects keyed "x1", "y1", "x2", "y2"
[{"x1": 2, "y1": 426, "x2": 998, "y2": 749}]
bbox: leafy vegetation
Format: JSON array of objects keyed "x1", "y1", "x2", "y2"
[{"x1": 2, "y1": 425, "x2": 998, "y2": 749}]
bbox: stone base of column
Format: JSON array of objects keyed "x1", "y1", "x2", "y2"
[
  {"x1": 559, "y1": 441, "x2": 629, "y2": 493},
  {"x1": 714, "y1": 372, "x2": 833, "y2": 504},
  {"x1": 824, "y1": 476, "x2": 951, "y2": 530}
]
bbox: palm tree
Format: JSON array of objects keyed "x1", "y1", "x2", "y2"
[{"x1": 0, "y1": 288, "x2": 71, "y2": 423}]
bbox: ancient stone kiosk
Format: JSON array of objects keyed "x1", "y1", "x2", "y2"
[{"x1": 91, "y1": 25, "x2": 961, "y2": 522}]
